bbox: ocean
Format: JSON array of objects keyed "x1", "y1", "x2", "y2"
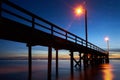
[{"x1": 0, "y1": 60, "x2": 120, "y2": 80}]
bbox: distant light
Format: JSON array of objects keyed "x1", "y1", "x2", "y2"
[{"x1": 105, "y1": 37, "x2": 109, "y2": 41}]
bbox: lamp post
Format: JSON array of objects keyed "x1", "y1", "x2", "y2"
[
  {"x1": 104, "y1": 37, "x2": 109, "y2": 54},
  {"x1": 104, "y1": 37, "x2": 109, "y2": 63},
  {"x1": 84, "y1": 9, "x2": 88, "y2": 47},
  {"x1": 74, "y1": 6, "x2": 88, "y2": 47},
  {"x1": 74, "y1": 5, "x2": 88, "y2": 67}
]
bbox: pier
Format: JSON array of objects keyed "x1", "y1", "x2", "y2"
[{"x1": 0, "y1": 0, "x2": 109, "y2": 80}]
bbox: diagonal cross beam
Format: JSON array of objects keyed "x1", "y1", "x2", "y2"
[{"x1": 69, "y1": 53, "x2": 81, "y2": 68}]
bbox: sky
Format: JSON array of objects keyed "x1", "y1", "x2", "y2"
[{"x1": 0, "y1": 0, "x2": 120, "y2": 59}]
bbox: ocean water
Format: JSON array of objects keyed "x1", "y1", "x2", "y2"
[{"x1": 0, "y1": 60, "x2": 120, "y2": 80}]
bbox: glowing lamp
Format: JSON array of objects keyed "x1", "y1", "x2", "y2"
[
  {"x1": 105, "y1": 37, "x2": 109, "y2": 41},
  {"x1": 74, "y1": 6, "x2": 84, "y2": 16}
]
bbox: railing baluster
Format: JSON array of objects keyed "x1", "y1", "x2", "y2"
[
  {"x1": 65, "y1": 32, "x2": 67, "y2": 40},
  {"x1": 81, "y1": 40, "x2": 83, "y2": 46},
  {"x1": 90, "y1": 44, "x2": 91, "y2": 48},
  {"x1": 75, "y1": 36, "x2": 77, "y2": 43},
  {"x1": 51, "y1": 25, "x2": 53, "y2": 35},
  {"x1": 32, "y1": 17, "x2": 35, "y2": 28}
]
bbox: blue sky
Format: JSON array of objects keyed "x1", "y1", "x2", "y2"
[{"x1": 0, "y1": 0, "x2": 120, "y2": 58}]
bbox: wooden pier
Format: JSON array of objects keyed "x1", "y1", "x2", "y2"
[{"x1": 0, "y1": 1, "x2": 109, "y2": 80}]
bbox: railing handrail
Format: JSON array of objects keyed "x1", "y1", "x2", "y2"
[{"x1": 1, "y1": 0, "x2": 106, "y2": 54}]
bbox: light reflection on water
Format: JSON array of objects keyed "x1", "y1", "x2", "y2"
[
  {"x1": 100, "y1": 64, "x2": 114, "y2": 80},
  {"x1": 70, "y1": 64, "x2": 114, "y2": 80},
  {"x1": 0, "y1": 60, "x2": 119, "y2": 80}
]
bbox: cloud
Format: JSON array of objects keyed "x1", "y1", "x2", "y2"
[{"x1": 110, "y1": 48, "x2": 120, "y2": 52}]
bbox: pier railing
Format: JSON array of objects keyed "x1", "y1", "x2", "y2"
[{"x1": 1, "y1": 0, "x2": 106, "y2": 53}]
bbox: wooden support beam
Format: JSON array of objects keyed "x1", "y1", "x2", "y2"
[
  {"x1": 74, "y1": 58, "x2": 79, "y2": 67},
  {"x1": 27, "y1": 44, "x2": 32, "y2": 80},
  {"x1": 83, "y1": 53, "x2": 88, "y2": 68},
  {"x1": 106, "y1": 55, "x2": 109, "y2": 63},
  {"x1": 70, "y1": 51, "x2": 74, "y2": 79},
  {"x1": 55, "y1": 49, "x2": 58, "y2": 79},
  {"x1": 69, "y1": 52, "x2": 81, "y2": 68},
  {"x1": 79, "y1": 52, "x2": 81, "y2": 67},
  {"x1": 90, "y1": 54, "x2": 94, "y2": 66},
  {"x1": 48, "y1": 46, "x2": 52, "y2": 80},
  {"x1": 74, "y1": 52, "x2": 81, "y2": 68},
  {"x1": 70, "y1": 51, "x2": 74, "y2": 75}
]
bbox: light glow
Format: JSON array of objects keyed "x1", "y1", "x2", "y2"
[
  {"x1": 105, "y1": 37, "x2": 109, "y2": 41},
  {"x1": 74, "y1": 6, "x2": 84, "y2": 16}
]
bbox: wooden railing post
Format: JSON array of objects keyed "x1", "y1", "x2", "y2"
[
  {"x1": 75, "y1": 36, "x2": 77, "y2": 43},
  {"x1": 81, "y1": 40, "x2": 83, "y2": 46},
  {"x1": 65, "y1": 32, "x2": 67, "y2": 40},
  {"x1": 51, "y1": 25, "x2": 53, "y2": 35},
  {"x1": 32, "y1": 17, "x2": 35, "y2": 28}
]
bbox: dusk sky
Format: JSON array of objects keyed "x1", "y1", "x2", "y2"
[{"x1": 0, "y1": 0, "x2": 120, "y2": 59}]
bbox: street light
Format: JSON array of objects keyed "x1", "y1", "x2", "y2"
[
  {"x1": 104, "y1": 37, "x2": 110, "y2": 63},
  {"x1": 74, "y1": 5, "x2": 88, "y2": 47},
  {"x1": 74, "y1": 6, "x2": 84, "y2": 16},
  {"x1": 74, "y1": 4, "x2": 88, "y2": 67},
  {"x1": 104, "y1": 37, "x2": 109, "y2": 54}
]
